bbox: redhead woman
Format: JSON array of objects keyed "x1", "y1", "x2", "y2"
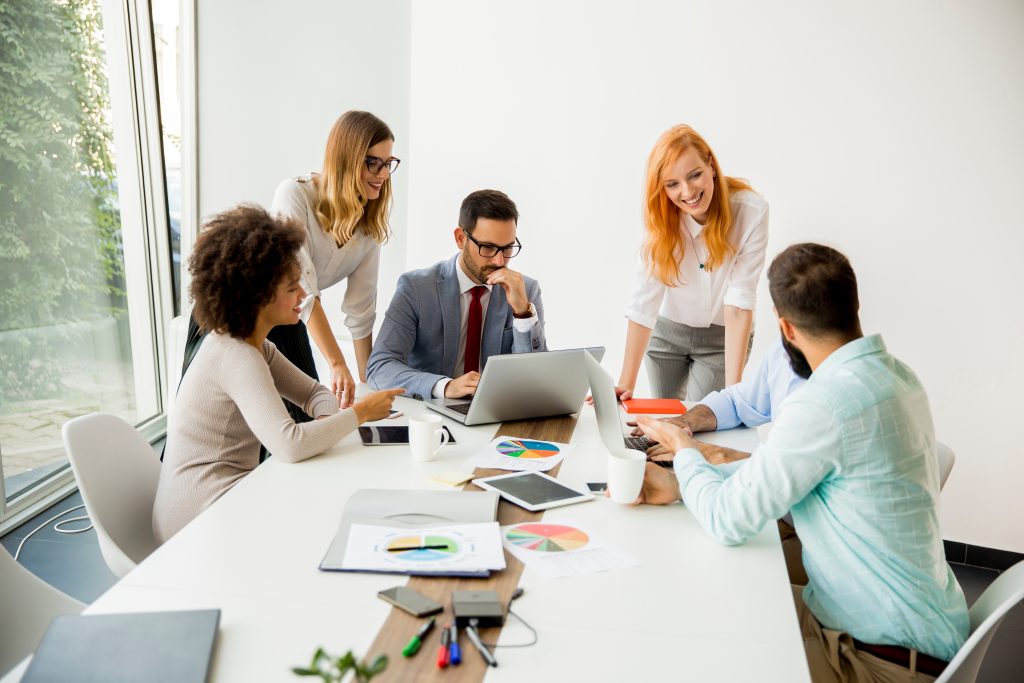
[
  {"x1": 269, "y1": 110, "x2": 399, "y2": 417},
  {"x1": 153, "y1": 205, "x2": 402, "y2": 542},
  {"x1": 617, "y1": 125, "x2": 768, "y2": 401}
]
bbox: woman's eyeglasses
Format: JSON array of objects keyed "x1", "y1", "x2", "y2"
[{"x1": 364, "y1": 155, "x2": 401, "y2": 176}]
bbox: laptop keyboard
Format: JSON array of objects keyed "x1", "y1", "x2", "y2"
[
  {"x1": 447, "y1": 402, "x2": 472, "y2": 415},
  {"x1": 623, "y1": 435, "x2": 651, "y2": 451}
]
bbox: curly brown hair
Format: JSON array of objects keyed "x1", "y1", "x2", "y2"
[{"x1": 189, "y1": 204, "x2": 305, "y2": 339}]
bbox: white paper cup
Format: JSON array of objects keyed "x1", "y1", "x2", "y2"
[
  {"x1": 409, "y1": 414, "x2": 448, "y2": 462},
  {"x1": 607, "y1": 448, "x2": 647, "y2": 503}
]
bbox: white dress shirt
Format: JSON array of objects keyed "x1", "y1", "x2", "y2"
[
  {"x1": 432, "y1": 260, "x2": 538, "y2": 398},
  {"x1": 625, "y1": 190, "x2": 769, "y2": 329}
]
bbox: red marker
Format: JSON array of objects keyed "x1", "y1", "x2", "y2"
[{"x1": 436, "y1": 624, "x2": 450, "y2": 668}]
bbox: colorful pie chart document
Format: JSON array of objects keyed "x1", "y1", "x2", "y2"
[
  {"x1": 501, "y1": 519, "x2": 640, "y2": 579},
  {"x1": 466, "y1": 435, "x2": 575, "y2": 473},
  {"x1": 340, "y1": 522, "x2": 506, "y2": 577}
]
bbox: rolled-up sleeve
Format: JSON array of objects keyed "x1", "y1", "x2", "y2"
[
  {"x1": 625, "y1": 253, "x2": 667, "y2": 329},
  {"x1": 341, "y1": 244, "x2": 379, "y2": 339},
  {"x1": 722, "y1": 203, "x2": 769, "y2": 311}
]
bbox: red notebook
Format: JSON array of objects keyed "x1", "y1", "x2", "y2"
[{"x1": 621, "y1": 398, "x2": 687, "y2": 415}]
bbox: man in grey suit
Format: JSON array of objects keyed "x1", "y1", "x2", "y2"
[{"x1": 367, "y1": 190, "x2": 547, "y2": 400}]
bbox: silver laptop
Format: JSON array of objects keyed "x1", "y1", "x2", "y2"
[
  {"x1": 424, "y1": 347, "x2": 605, "y2": 425},
  {"x1": 584, "y1": 350, "x2": 654, "y2": 453}
]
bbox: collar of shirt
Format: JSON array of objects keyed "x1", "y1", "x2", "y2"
[
  {"x1": 812, "y1": 334, "x2": 886, "y2": 381},
  {"x1": 455, "y1": 257, "x2": 494, "y2": 295},
  {"x1": 683, "y1": 213, "x2": 706, "y2": 239}
]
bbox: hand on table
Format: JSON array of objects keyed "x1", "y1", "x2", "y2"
[
  {"x1": 625, "y1": 462, "x2": 682, "y2": 506},
  {"x1": 445, "y1": 372, "x2": 480, "y2": 398},
  {"x1": 329, "y1": 361, "x2": 357, "y2": 409}
]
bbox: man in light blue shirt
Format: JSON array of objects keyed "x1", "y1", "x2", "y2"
[{"x1": 635, "y1": 243, "x2": 967, "y2": 681}]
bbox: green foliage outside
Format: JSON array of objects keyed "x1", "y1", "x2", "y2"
[{"x1": 0, "y1": 0, "x2": 126, "y2": 403}]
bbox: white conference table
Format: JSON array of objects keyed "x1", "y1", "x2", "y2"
[{"x1": 27, "y1": 395, "x2": 810, "y2": 682}]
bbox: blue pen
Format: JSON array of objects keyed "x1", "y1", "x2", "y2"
[{"x1": 449, "y1": 623, "x2": 461, "y2": 665}]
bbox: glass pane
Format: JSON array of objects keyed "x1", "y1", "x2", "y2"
[
  {"x1": 152, "y1": 0, "x2": 182, "y2": 315},
  {"x1": 0, "y1": 0, "x2": 146, "y2": 502}
]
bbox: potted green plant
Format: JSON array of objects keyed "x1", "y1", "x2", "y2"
[{"x1": 292, "y1": 648, "x2": 388, "y2": 682}]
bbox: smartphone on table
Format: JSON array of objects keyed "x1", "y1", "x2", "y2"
[{"x1": 378, "y1": 586, "x2": 443, "y2": 617}]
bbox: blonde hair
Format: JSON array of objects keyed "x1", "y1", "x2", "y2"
[
  {"x1": 642, "y1": 124, "x2": 752, "y2": 286},
  {"x1": 315, "y1": 111, "x2": 394, "y2": 246}
]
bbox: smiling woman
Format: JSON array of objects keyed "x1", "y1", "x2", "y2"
[
  {"x1": 617, "y1": 124, "x2": 769, "y2": 402},
  {"x1": 153, "y1": 205, "x2": 402, "y2": 542}
]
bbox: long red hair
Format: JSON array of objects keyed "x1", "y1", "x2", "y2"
[{"x1": 642, "y1": 125, "x2": 752, "y2": 285}]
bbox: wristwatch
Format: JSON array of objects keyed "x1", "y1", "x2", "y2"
[{"x1": 513, "y1": 302, "x2": 536, "y2": 319}]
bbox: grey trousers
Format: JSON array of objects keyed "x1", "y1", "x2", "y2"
[{"x1": 645, "y1": 317, "x2": 752, "y2": 401}]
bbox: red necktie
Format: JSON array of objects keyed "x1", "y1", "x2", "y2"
[{"x1": 464, "y1": 286, "x2": 486, "y2": 375}]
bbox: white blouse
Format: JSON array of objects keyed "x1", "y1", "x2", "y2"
[
  {"x1": 270, "y1": 175, "x2": 380, "y2": 339},
  {"x1": 625, "y1": 189, "x2": 769, "y2": 329}
]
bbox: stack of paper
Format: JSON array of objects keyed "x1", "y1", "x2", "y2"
[{"x1": 339, "y1": 522, "x2": 506, "y2": 577}]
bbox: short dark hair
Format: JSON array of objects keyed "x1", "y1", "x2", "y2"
[
  {"x1": 768, "y1": 243, "x2": 861, "y2": 339},
  {"x1": 189, "y1": 204, "x2": 305, "y2": 339},
  {"x1": 458, "y1": 189, "x2": 519, "y2": 234}
]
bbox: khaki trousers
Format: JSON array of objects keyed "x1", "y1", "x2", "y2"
[{"x1": 793, "y1": 586, "x2": 937, "y2": 682}]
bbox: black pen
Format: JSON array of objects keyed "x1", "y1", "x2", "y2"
[
  {"x1": 387, "y1": 544, "x2": 450, "y2": 552},
  {"x1": 465, "y1": 619, "x2": 498, "y2": 667}
]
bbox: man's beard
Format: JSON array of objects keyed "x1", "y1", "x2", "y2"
[{"x1": 782, "y1": 336, "x2": 813, "y2": 379}]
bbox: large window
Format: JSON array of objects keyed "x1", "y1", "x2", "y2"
[{"x1": 0, "y1": 0, "x2": 184, "y2": 528}]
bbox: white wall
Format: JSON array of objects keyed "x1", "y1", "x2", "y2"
[
  {"x1": 197, "y1": 0, "x2": 411, "y2": 378},
  {"x1": 406, "y1": 1, "x2": 1024, "y2": 551}
]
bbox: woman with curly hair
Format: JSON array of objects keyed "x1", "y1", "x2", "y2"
[
  {"x1": 269, "y1": 110, "x2": 399, "y2": 414},
  {"x1": 153, "y1": 205, "x2": 403, "y2": 542},
  {"x1": 617, "y1": 125, "x2": 768, "y2": 402}
]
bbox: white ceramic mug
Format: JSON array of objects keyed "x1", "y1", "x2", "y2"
[
  {"x1": 409, "y1": 414, "x2": 449, "y2": 462},
  {"x1": 607, "y1": 448, "x2": 647, "y2": 503}
]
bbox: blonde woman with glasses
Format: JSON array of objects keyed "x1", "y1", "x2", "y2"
[{"x1": 269, "y1": 110, "x2": 399, "y2": 419}]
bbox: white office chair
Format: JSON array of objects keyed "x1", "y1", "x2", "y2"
[
  {"x1": 0, "y1": 549, "x2": 84, "y2": 676},
  {"x1": 62, "y1": 413, "x2": 162, "y2": 577},
  {"x1": 937, "y1": 441, "x2": 956, "y2": 491},
  {"x1": 935, "y1": 559, "x2": 1024, "y2": 683}
]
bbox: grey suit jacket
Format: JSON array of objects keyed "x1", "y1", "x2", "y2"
[{"x1": 367, "y1": 255, "x2": 547, "y2": 399}]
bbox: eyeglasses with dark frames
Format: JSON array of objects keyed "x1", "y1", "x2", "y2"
[
  {"x1": 462, "y1": 228, "x2": 522, "y2": 258},
  {"x1": 364, "y1": 155, "x2": 401, "y2": 176}
]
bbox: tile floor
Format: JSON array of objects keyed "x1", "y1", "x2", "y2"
[{"x1": 2, "y1": 493, "x2": 1022, "y2": 681}]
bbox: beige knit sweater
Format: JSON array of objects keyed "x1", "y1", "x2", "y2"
[{"x1": 153, "y1": 332, "x2": 357, "y2": 543}]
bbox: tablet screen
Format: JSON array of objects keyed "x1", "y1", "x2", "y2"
[{"x1": 483, "y1": 473, "x2": 582, "y2": 505}]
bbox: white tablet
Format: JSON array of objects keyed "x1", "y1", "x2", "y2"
[{"x1": 472, "y1": 471, "x2": 594, "y2": 512}]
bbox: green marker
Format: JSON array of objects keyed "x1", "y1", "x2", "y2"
[{"x1": 402, "y1": 617, "x2": 436, "y2": 657}]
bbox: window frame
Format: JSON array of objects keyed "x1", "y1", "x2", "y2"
[{"x1": 0, "y1": 0, "x2": 196, "y2": 533}]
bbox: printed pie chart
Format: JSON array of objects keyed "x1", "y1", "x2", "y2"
[
  {"x1": 496, "y1": 439, "x2": 561, "y2": 459},
  {"x1": 385, "y1": 534, "x2": 459, "y2": 562},
  {"x1": 505, "y1": 523, "x2": 589, "y2": 552}
]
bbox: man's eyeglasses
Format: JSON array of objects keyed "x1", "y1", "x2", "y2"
[
  {"x1": 364, "y1": 155, "x2": 401, "y2": 176},
  {"x1": 463, "y1": 228, "x2": 522, "y2": 258}
]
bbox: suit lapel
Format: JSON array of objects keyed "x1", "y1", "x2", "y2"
[
  {"x1": 481, "y1": 283, "x2": 507, "y2": 369},
  {"x1": 438, "y1": 256, "x2": 461, "y2": 377}
]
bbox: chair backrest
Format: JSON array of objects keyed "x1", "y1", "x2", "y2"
[
  {"x1": 0, "y1": 549, "x2": 84, "y2": 676},
  {"x1": 935, "y1": 560, "x2": 1024, "y2": 683},
  {"x1": 937, "y1": 441, "x2": 956, "y2": 491},
  {"x1": 61, "y1": 413, "x2": 162, "y2": 577}
]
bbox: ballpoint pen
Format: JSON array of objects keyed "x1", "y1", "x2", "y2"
[
  {"x1": 436, "y1": 624, "x2": 450, "y2": 668},
  {"x1": 465, "y1": 618, "x2": 498, "y2": 667},
  {"x1": 449, "y1": 623, "x2": 461, "y2": 665},
  {"x1": 402, "y1": 617, "x2": 435, "y2": 657}
]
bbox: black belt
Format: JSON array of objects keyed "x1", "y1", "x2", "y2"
[{"x1": 852, "y1": 639, "x2": 948, "y2": 677}]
